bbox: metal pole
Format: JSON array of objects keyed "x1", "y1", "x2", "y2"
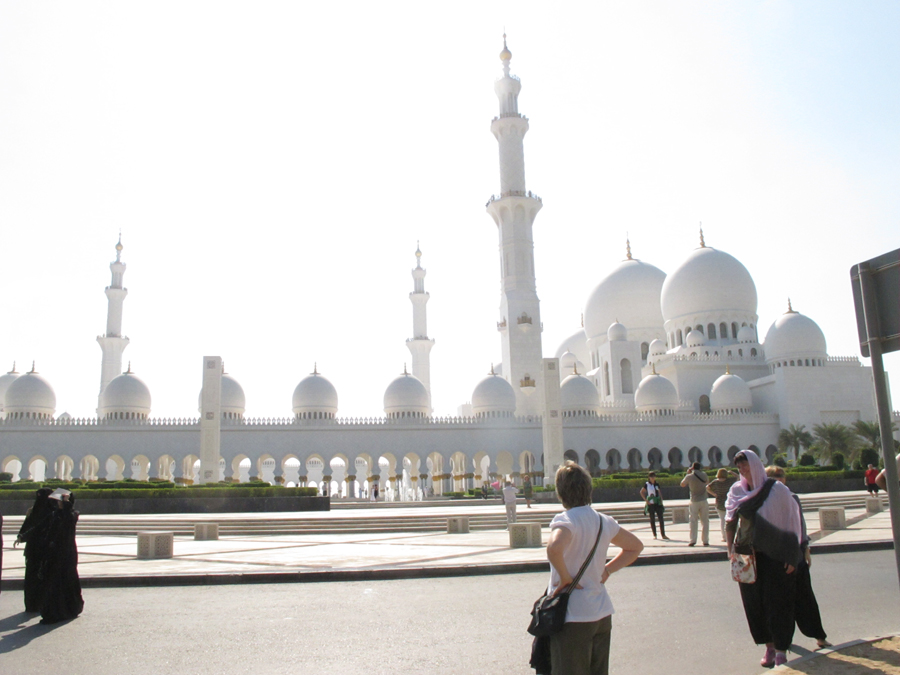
[{"x1": 858, "y1": 263, "x2": 900, "y2": 592}]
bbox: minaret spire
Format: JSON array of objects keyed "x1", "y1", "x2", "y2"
[
  {"x1": 486, "y1": 35, "x2": 544, "y2": 416},
  {"x1": 625, "y1": 235, "x2": 633, "y2": 260},
  {"x1": 96, "y1": 235, "x2": 130, "y2": 412},
  {"x1": 406, "y1": 243, "x2": 435, "y2": 408}
]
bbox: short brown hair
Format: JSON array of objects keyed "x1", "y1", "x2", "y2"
[
  {"x1": 765, "y1": 465, "x2": 785, "y2": 480},
  {"x1": 555, "y1": 461, "x2": 593, "y2": 509}
]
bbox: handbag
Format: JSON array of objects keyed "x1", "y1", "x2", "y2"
[
  {"x1": 730, "y1": 551, "x2": 757, "y2": 583},
  {"x1": 527, "y1": 515, "x2": 604, "y2": 637}
]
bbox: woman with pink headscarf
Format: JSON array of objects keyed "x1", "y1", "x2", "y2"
[{"x1": 725, "y1": 450, "x2": 802, "y2": 669}]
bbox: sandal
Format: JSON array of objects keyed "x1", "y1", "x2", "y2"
[{"x1": 760, "y1": 647, "x2": 775, "y2": 668}]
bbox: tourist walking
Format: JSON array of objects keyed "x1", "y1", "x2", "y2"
[
  {"x1": 15, "y1": 487, "x2": 54, "y2": 612},
  {"x1": 523, "y1": 474, "x2": 534, "y2": 508},
  {"x1": 707, "y1": 468, "x2": 737, "y2": 542},
  {"x1": 766, "y1": 466, "x2": 831, "y2": 650},
  {"x1": 639, "y1": 472, "x2": 669, "y2": 540},
  {"x1": 545, "y1": 461, "x2": 643, "y2": 675},
  {"x1": 865, "y1": 464, "x2": 880, "y2": 495},
  {"x1": 681, "y1": 462, "x2": 709, "y2": 546},
  {"x1": 726, "y1": 450, "x2": 802, "y2": 669},
  {"x1": 502, "y1": 481, "x2": 518, "y2": 526},
  {"x1": 39, "y1": 489, "x2": 84, "y2": 625}
]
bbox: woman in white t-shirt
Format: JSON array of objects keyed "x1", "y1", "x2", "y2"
[{"x1": 546, "y1": 461, "x2": 644, "y2": 675}]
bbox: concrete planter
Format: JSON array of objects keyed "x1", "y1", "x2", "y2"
[{"x1": 0, "y1": 495, "x2": 330, "y2": 515}]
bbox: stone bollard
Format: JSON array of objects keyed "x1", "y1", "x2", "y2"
[
  {"x1": 137, "y1": 532, "x2": 174, "y2": 559},
  {"x1": 195, "y1": 523, "x2": 219, "y2": 540},
  {"x1": 866, "y1": 497, "x2": 883, "y2": 514},
  {"x1": 819, "y1": 507, "x2": 846, "y2": 530},
  {"x1": 509, "y1": 523, "x2": 542, "y2": 548},
  {"x1": 447, "y1": 516, "x2": 469, "y2": 534},
  {"x1": 671, "y1": 506, "x2": 690, "y2": 525}
]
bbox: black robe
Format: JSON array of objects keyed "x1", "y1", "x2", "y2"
[
  {"x1": 17, "y1": 492, "x2": 53, "y2": 612},
  {"x1": 40, "y1": 501, "x2": 84, "y2": 624}
]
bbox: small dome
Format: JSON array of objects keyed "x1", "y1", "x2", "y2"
[
  {"x1": 763, "y1": 309, "x2": 827, "y2": 364},
  {"x1": 607, "y1": 321, "x2": 628, "y2": 342},
  {"x1": 560, "y1": 373, "x2": 600, "y2": 415},
  {"x1": 100, "y1": 370, "x2": 151, "y2": 419},
  {"x1": 737, "y1": 326, "x2": 756, "y2": 344},
  {"x1": 554, "y1": 329, "x2": 591, "y2": 369},
  {"x1": 584, "y1": 259, "x2": 667, "y2": 343},
  {"x1": 197, "y1": 374, "x2": 246, "y2": 418},
  {"x1": 559, "y1": 351, "x2": 582, "y2": 375},
  {"x1": 4, "y1": 368, "x2": 56, "y2": 419},
  {"x1": 0, "y1": 365, "x2": 21, "y2": 413},
  {"x1": 710, "y1": 370, "x2": 752, "y2": 412},
  {"x1": 634, "y1": 372, "x2": 678, "y2": 414},
  {"x1": 471, "y1": 372, "x2": 516, "y2": 417},
  {"x1": 293, "y1": 369, "x2": 339, "y2": 418},
  {"x1": 661, "y1": 246, "x2": 757, "y2": 323},
  {"x1": 685, "y1": 330, "x2": 706, "y2": 348},
  {"x1": 384, "y1": 370, "x2": 430, "y2": 419},
  {"x1": 648, "y1": 339, "x2": 667, "y2": 357}
]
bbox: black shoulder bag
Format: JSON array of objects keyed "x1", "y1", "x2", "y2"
[{"x1": 527, "y1": 515, "x2": 604, "y2": 637}]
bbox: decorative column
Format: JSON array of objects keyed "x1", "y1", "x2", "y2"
[
  {"x1": 406, "y1": 243, "x2": 436, "y2": 408},
  {"x1": 199, "y1": 356, "x2": 223, "y2": 484},
  {"x1": 486, "y1": 36, "x2": 544, "y2": 416},
  {"x1": 96, "y1": 235, "x2": 130, "y2": 412},
  {"x1": 541, "y1": 358, "x2": 564, "y2": 484}
]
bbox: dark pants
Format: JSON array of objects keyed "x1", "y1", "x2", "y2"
[
  {"x1": 550, "y1": 615, "x2": 612, "y2": 675},
  {"x1": 795, "y1": 559, "x2": 826, "y2": 640},
  {"x1": 647, "y1": 504, "x2": 666, "y2": 538},
  {"x1": 739, "y1": 551, "x2": 797, "y2": 651}
]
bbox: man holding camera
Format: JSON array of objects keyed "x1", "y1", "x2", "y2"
[{"x1": 680, "y1": 462, "x2": 709, "y2": 546}]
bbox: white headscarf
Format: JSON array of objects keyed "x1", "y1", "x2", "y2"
[{"x1": 725, "y1": 449, "x2": 802, "y2": 543}]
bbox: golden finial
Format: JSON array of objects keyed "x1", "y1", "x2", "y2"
[
  {"x1": 651, "y1": 363, "x2": 657, "y2": 375},
  {"x1": 580, "y1": 313, "x2": 584, "y2": 328},
  {"x1": 699, "y1": 223, "x2": 706, "y2": 248},
  {"x1": 126, "y1": 361, "x2": 132, "y2": 374},
  {"x1": 29, "y1": 361, "x2": 36, "y2": 374},
  {"x1": 403, "y1": 363, "x2": 408, "y2": 375},
  {"x1": 573, "y1": 362, "x2": 579, "y2": 375},
  {"x1": 626, "y1": 234, "x2": 632, "y2": 260},
  {"x1": 725, "y1": 364, "x2": 730, "y2": 375},
  {"x1": 787, "y1": 298, "x2": 796, "y2": 313},
  {"x1": 9, "y1": 361, "x2": 16, "y2": 374},
  {"x1": 313, "y1": 362, "x2": 318, "y2": 375},
  {"x1": 415, "y1": 240, "x2": 422, "y2": 258},
  {"x1": 115, "y1": 231, "x2": 123, "y2": 262},
  {"x1": 490, "y1": 363, "x2": 496, "y2": 375},
  {"x1": 500, "y1": 32, "x2": 512, "y2": 61}
]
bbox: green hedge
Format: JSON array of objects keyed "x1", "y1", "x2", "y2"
[{"x1": 0, "y1": 486, "x2": 319, "y2": 500}]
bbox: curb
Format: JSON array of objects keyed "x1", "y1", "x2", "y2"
[{"x1": 1, "y1": 539, "x2": 892, "y2": 591}]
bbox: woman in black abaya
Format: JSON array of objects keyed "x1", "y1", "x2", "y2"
[
  {"x1": 40, "y1": 489, "x2": 84, "y2": 625},
  {"x1": 15, "y1": 487, "x2": 54, "y2": 612}
]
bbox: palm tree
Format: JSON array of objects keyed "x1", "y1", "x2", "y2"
[
  {"x1": 812, "y1": 422, "x2": 860, "y2": 465},
  {"x1": 778, "y1": 424, "x2": 814, "y2": 464},
  {"x1": 853, "y1": 419, "x2": 898, "y2": 451}
]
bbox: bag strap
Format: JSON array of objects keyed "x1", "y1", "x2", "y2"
[{"x1": 563, "y1": 514, "x2": 604, "y2": 594}]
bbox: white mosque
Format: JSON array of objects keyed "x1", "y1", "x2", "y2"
[{"x1": 0, "y1": 38, "x2": 881, "y2": 498}]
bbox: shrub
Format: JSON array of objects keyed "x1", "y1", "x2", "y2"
[
  {"x1": 0, "y1": 472, "x2": 13, "y2": 483},
  {"x1": 773, "y1": 453, "x2": 788, "y2": 468},
  {"x1": 857, "y1": 447, "x2": 881, "y2": 470},
  {"x1": 799, "y1": 453, "x2": 816, "y2": 466},
  {"x1": 831, "y1": 452, "x2": 845, "y2": 469}
]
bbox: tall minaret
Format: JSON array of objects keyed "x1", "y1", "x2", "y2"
[
  {"x1": 406, "y1": 243, "x2": 435, "y2": 407},
  {"x1": 486, "y1": 35, "x2": 544, "y2": 416},
  {"x1": 96, "y1": 234, "x2": 130, "y2": 411}
]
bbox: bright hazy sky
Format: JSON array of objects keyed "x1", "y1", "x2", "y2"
[{"x1": 1, "y1": 1, "x2": 898, "y2": 420}]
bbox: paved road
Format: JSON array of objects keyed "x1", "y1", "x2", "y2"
[{"x1": 1, "y1": 550, "x2": 898, "y2": 675}]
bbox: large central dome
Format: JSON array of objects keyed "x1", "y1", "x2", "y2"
[
  {"x1": 583, "y1": 258, "x2": 666, "y2": 342},
  {"x1": 661, "y1": 246, "x2": 757, "y2": 323}
]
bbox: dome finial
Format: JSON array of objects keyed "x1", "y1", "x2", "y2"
[
  {"x1": 573, "y1": 362, "x2": 579, "y2": 375},
  {"x1": 725, "y1": 364, "x2": 731, "y2": 375},
  {"x1": 10, "y1": 361, "x2": 16, "y2": 374},
  {"x1": 651, "y1": 363, "x2": 657, "y2": 375},
  {"x1": 126, "y1": 361, "x2": 132, "y2": 374},
  {"x1": 29, "y1": 361, "x2": 36, "y2": 374},
  {"x1": 403, "y1": 362, "x2": 408, "y2": 375},
  {"x1": 699, "y1": 222, "x2": 706, "y2": 248},
  {"x1": 580, "y1": 313, "x2": 584, "y2": 328},
  {"x1": 115, "y1": 230, "x2": 124, "y2": 261},
  {"x1": 786, "y1": 297, "x2": 796, "y2": 313},
  {"x1": 490, "y1": 363, "x2": 496, "y2": 375},
  {"x1": 625, "y1": 234, "x2": 633, "y2": 260},
  {"x1": 313, "y1": 362, "x2": 318, "y2": 375},
  {"x1": 500, "y1": 31, "x2": 512, "y2": 65}
]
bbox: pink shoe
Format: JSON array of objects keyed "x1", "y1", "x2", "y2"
[
  {"x1": 760, "y1": 647, "x2": 775, "y2": 668},
  {"x1": 774, "y1": 652, "x2": 788, "y2": 667}
]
